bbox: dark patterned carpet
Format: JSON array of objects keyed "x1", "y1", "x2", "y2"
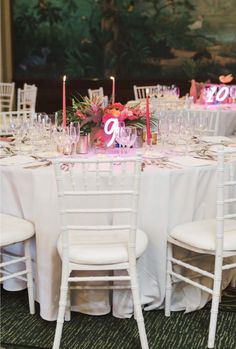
[{"x1": 1, "y1": 287, "x2": 236, "y2": 349}]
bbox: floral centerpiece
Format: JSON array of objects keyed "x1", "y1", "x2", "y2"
[
  {"x1": 59, "y1": 95, "x2": 157, "y2": 147},
  {"x1": 102, "y1": 102, "x2": 157, "y2": 129},
  {"x1": 63, "y1": 95, "x2": 104, "y2": 135}
]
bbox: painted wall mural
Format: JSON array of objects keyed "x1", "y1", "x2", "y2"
[{"x1": 12, "y1": 0, "x2": 236, "y2": 82}]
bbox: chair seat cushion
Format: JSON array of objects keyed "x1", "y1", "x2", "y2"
[
  {"x1": 170, "y1": 219, "x2": 236, "y2": 251},
  {"x1": 57, "y1": 229, "x2": 148, "y2": 264},
  {"x1": 0, "y1": 213, "x2": 35, "y2": 247}
]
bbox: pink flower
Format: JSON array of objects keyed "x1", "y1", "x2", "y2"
[
  {"x1": 91, "y1": 102, "x2": 99, "y2": 114},
  {"x1": 75, "y1": 110, "x2": 87, "y2": 120}
]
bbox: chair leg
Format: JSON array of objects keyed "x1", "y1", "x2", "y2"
[
  {"x1": 129, "y1": 266, "x2": 149, "y2": 349},
  {"x1": 165, "y1": 241, "x2": 173, "y2": 317},
  {"x1": 65, "y1": 287, "x2": 71, "y2": 321},
  {"x1": 207, "y1": 266, "x2": 222, "y2": 348},
  {"x1": 53, "y1": 268, "x2": 69, "y2": 349},
  {"x1": 24, "y1": 240, "x2": 35, "y2": 315}
]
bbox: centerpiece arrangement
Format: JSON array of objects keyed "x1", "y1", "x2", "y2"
[{"x1": 59, "y1": 94, "x2": 158, "y2": 151}]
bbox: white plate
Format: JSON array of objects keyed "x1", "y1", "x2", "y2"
[{"x1": 201, "y1": 136, "x2": 232, "y2": 145}]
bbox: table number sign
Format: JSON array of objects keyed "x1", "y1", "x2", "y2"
[
  {"x1": 104, "y1": 117, "x2": 119, "y2": 147},
  {"x1": 202, "y1": 84, "x2": 236, "y2": 104}
]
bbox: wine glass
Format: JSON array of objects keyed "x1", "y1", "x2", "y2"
[
  {"x1": 159, "y1": 116, "x2": 169, "y2": 150},
  {"x1": 9, "y1": 117, "x2": 25, "y2": 153},
  {"x1": 52, "y1": 128, "x2": 68, "y2": 154},
  {"x1": 64, "y1": 125, "x2": 77, "y2": 155},
  {"x1": 196, "y1": 114, "x2": 209, "y2": 141},
  {"x1": 120, "y1": 127, "x2": 132, "y2": 153},
  {"x1": 70, "y1": 122, "x2": 80, "y2": 155},
  {"x1": 127, "y1": 127, "x2": 137, "y2": 152}
]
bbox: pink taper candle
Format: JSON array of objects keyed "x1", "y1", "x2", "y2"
[
  {"x1": 146, "y1": 88, "x2": 151, "y2": 145},
  {"x1": 110, "y1": 76, "x2": 115, "y2": 104},
  {"x1": 62, "y1": 75, "x2": 67, "y2": 128}
]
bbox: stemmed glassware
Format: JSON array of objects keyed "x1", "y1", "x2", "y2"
[
  {"x1": 9, "y1": 117, "x2": 28, "y2": 153},
  {"x1": 159, "y1": 116, "x2": 169, "y2": 150},
  {"x1": 115, "y1": 126, "x2": 131, "y2": 154},
  {"x1": 69, "y1": 122, "x2": 80, "y2": 155},
  {"x1": 127, "y1": 127, "x2": 137, "y2": 150},
  {"x1": 52, "y1": 128, "x2": 68, "y2": 154},
  {"x1": 64, "y1": 126, "x2": 77, "y2": 155},
  {"x1": 196, "y1": 114, "x2": 209, "y2": 141}
]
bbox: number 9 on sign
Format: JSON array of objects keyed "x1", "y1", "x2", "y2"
[{"x1": 104, "y1": 118, "x2": 119, "y2": 147}]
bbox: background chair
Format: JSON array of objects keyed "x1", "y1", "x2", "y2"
[
  {"x1": 88, "y1": 87, "x2": 104, "y2": 100},
  {"x1": 133, "y1": 84, "x2": 178, "y2": 101},
  {"x1": 0, "y1": 213, "x2": 35, "y2": 315},
  {"x1": 88, "y1": 87, "x2": 108, "y2": 107},
  {"x1": 133, "y1": 85, "x2": 158, "y2": 100},
  {"x1": 17, "y1": 84, "x2": 37, "y2": 112},
  {"x1": 165, "y1": 147, "x2": 236, "y2": 348},
  {"x1": 52, "y1": 155, "x2": 149, "y2": 349},
  {"x1": 186, "y1": 109, "x2": 220, "y2": 137},
  {"x1": 0, "y1": 82, "x2": 15, "y2": 112}
]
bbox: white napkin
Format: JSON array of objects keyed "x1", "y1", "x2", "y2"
[
  {"x1": 0, "y1": 155, "x2": 34, "y2": 166},
  {"x1": 168, "y1": 156, "x2": 216, "y2": 167}
]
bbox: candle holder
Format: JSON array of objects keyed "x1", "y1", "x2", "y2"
[{"x1": 76, "y1": 134, "x2": 90, "y2": 154}]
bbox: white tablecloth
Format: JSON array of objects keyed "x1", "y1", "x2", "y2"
[{"x1": 1, "y1": 156, "x2": 235, "y2": 320}]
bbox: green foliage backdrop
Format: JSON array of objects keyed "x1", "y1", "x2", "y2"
[{"x1": 12, "y1": 0, "x2": 236, "y2": 81}]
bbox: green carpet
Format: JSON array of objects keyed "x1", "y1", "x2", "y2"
[{"x1": 1, "y1": 288, "x2": 236, "y2": 349}]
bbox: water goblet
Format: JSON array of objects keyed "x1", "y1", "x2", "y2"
[
  {"x1": 69, "y1": 122, "x2": 80, "y2": 155},
  {"x1": 127, "y1": 127, "x2": 137, "y2": 152}
]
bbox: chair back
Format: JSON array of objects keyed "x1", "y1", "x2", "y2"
[
  {"x1": 0, "y1": 82, "x2": 15, "y2": 112},
  {"x1": 0, "y1": 110, "x2": 33, "y2": 134},
  {"x1": 216, "y1": 147, "x2": 236, "y2": 254},
  {"x1": 133, "y1": 84, "x2": 179, "y2": 101},
  {"x1": 17, "y1": 85, "x2": 37, "y2": 112},
  {"x1": 186, "y1": 109, "x2": 220, "y2": 136},
  {"x1": 88, "y1": 87, "x2": 104, "y2": 100},
  {"x1": 133, "y1": 85, "x2": 158, "y2": 100},
  {"x1": 53, "y1": 156, "x2": 142, "y2": 260}
]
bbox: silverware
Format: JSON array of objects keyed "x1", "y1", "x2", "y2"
[{"x1": 23, "y1": 160, "x2": 52, "y2": 169}]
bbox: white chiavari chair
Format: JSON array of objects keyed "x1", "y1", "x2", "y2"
[
  {"x1": 133, "y1": 85, "x2": 158, "y2": 100},
  {"x1": 52, "y1": 155, "x2": 149, "y2": 349},
  {"x1": 0, "y1": 213, "x2": 35, "y2": 315},
  {"x1": 17, "y1": 84, "x2": 37, "y2": 112},
  {"x1": 134, "y1": 84, "x2": 179, "y2": 101},
  {"x1": 0, "y1": 82, "x2": 15, "y2": 112},
  {"x1": 165, "y1": 147, "x2": 236, "y2": 348},
  {"x1": 88, "y1": 87, "x2": 108, "y2": 107},
  {"x1": 88, "y1": 87, "x2": 104, "y2": 100},
  {"x1": 186, "y1": 109, "x2": 220, "y2": 137}
]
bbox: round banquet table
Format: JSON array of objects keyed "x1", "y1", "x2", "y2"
[{"x1": 1, "y1": 155, "x2": 236, "y2": 321}]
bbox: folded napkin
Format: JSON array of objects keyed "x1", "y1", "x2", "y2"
[
  {"x1": 168, "y1": 156, "x2": 216, "y2": 167},
  {"x1": 0, "y1": 155, "x2": 35, "y2": 166}
]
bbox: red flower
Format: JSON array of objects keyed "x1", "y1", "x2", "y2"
[{"x1": 75, "y1": 110, "x2": 87, "y2": 120}]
